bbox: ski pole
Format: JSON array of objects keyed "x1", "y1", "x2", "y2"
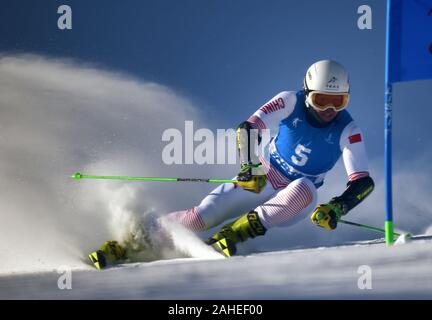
[
  {"x1": 339, "y1": 219, "x2": 404, "y2": 238},
  {"x1": 70, "y1": 172, "x2": 238, "y2": 184}
]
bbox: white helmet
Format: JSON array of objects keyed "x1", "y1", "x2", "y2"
[{"x1": 304, "y1": 60, "x2": 350, "y2": 111}]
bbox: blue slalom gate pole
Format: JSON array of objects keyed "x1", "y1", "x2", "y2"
[{"x1": 384, "y1": 0, "x2": 394, "y2": 245}]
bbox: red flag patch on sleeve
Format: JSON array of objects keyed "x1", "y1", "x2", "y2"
[{"x1": 349, "y1": 134, "x2": 362, "y2": 144}]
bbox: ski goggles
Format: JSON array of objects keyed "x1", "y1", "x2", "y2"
[{"x1": 306, "y1": 91, "x2": 350, "y2": 112}]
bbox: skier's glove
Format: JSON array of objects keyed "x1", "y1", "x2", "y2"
[
  {"x1": 236, "y1": 163, "x2": 267, "y2": 194},
  {"x1": 310, "y1": 201, "x2": 343, "y2": 230}
]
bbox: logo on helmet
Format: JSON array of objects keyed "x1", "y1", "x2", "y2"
[{"x1": 326, "y1": 76, "x2": 339, "y2": 89}]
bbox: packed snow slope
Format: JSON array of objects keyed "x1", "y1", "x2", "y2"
[
  {"x1": 1, "y1": 55, "x2": 431, "y2": 299},
  {"x1": 1, "y1": 235, "x2": 431, "y2": 299}
]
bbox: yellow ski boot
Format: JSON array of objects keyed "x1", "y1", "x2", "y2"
[
  {"x1": 206, "y1": 211, "x2": 267, "y2": 257},
  {"x1": 88, "y1": 240, "x2": 126, "y2": 270}
]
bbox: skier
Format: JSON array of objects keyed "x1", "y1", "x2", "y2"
[{"x1": 89, "y1": 60, "x2": 375, "y2": 268}]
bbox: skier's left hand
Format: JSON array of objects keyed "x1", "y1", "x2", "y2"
[
  {"x1": 310, "y1": 202, "x2": 343, "y2": 230},
  {"x1": 236, "y1": 163, "x2": 267, "y2": 193}
]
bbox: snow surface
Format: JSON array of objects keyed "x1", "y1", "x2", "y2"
[{"x1": 1, "y1": 235, "x2": 431, "y2": 300}]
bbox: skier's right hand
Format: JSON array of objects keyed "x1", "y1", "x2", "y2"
[{"x1": 235, "y1": 163, "x2": 267, "y2": 193}]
